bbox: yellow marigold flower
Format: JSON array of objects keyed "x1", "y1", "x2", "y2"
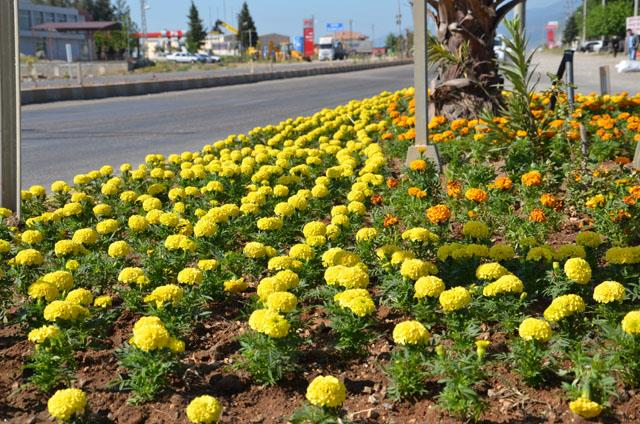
[
  {"x1": 575, "y1": 231, "x2": 602, "y2": 248},
  {"x1": 543, "y1": 294, "x2": 585, "y2": 321},
  {"x1": 569, "y1": 397, "x2": 603, "y2": 419},
  {"x1": 28, "y1": 325, "x2": 61, "y2": 344},
  {"x1": 224, "y1": 277, "x2": 248, "y2": 293},
  {"x1": 128, "y1": 215, "x2": 149, "y2": 232},
  {"x1": 108, "y1": 240, "x2": 131, "y2": 258},
  {"x1": 144, "y1": 284, "x2": 184, "y2": 308},
  {"x1": 194, "y1": 218, "x2": 218, "y2": 238},
  {"x1": 621, "y1": 310, "x2": 640, "y2": 335},
  {"x1": 482, "y1": 274, "x2": 524, "y2": 297},
  {"x1": 439, "y1": 286, "x2": 471, "y2": 313},
  {"x1": 426, "y1": 204, "x2": 451, "y2": 225},
  {"x1": 475, "y1": 262, "x2": 510, "y2": 281},
  {"x1": 47, "y1": 388, "x2": 87, "y2": 422},
  {"x1": 177, "y1": 268, "x2": 203, "y2": 285},
  {"x1": 248, "y1": 308, "x2": 290, "y2": 338},
  {"x1": 94, "y1": 295, "x2": 112, "y2": 308},
  {"x1": 243, "y1": 242, "x2": 267, "y2": 258},
  {"x1": 521, "y1": 170, "x2": 542, "y2": 187},
  {"x1": 28, "y1": 281, "x2": 59, "y2": 302},
  {"x1": 324, "y1": 265, "x2": 369, "y2": 289},
  {"x1": 43, "y1": 300, "x2": 87, "y2": 322},
  {"x1": 14, "y1": 249, "x2": 44, "y2": 266},
  {"x1": 593, "y1": 281, "x2": 625, "y2": 304},
  {"x1": 66, "y1": 288, "x2": 93, "y2": 306},
  {"x1": 21, "y1": 230, "x2": 43, "y2": 245},
  {"x1": 527, "y1": 246, "x2": 554, "y2": 262},
  {"x1": 489, "y1": 176, "x2": 513, "y2": 191},
  {"x1": 42, "y1": 270, "x2": 74, "y2": 291},
  {"x1": 401, "y1": 227, "x2": 439, "y2": 243},
  {"x1": 489, "y1": 243, "x2": 515, "y2": 261},
  {"x1": 54, "y1": 240, "x2": 83, "y2": 257},
  {"x1": 257, "y1": 277, "x2": 289, "y2": 301},
  {"x1": 289, "y1": 243, "x2": 314, "y2": 260},
  {"x1": 334, "y1": 289, "x2": 375, "y2": 317},
  {"x1": 400, "y1": 258, "x2": 431, "y2": 280},
  {"x1": 462, "y1": 221, "x2": 490, "y2": 239},
  {"x1": 62, "y1": 202, "x2": 83, "y2": 217},
  {"x1": 585, "y1": 194, "x2": 605, "y2": 209},
  {"x1": 393, "y1": 320, "x2": 430, "y2": 345},
  {"x1": 197, "y1": 259, "x2": 218, "y2": 271},
  {"x1": 564, "y1": 258, "x2": 591, "y2": 284},
  {"x1": 96, "y1": 219, "x2": 119, "y2": 235},
  {"x1": 257, "y1": 216, "x2": 283, "y2": 231},
  {"x1": 305, "y1": 376, "x2": 347, "y2": 408},
  {"x1": 164, "y1": 234, "x2": 195, "y2": 251},
  {"x1": 528, "y1": 208, "x2": 546, "y2": 223},
  {"x1": 0, "y1": 239, "x2": 10, "y2": 254},
  {"x1": 186, "y1": 395, "x2": 222, "y2": 424},
  {"x1": 130, "y1": 318, "x2": 171, "y2": 351},
  {"x1": 355, "y1": 227, "x2": 378, "y2": 242},
  {"x1": 118, "y1": 267, "x2": 149, "y2": 287},
  {"x1": 414, "y1": 276, "x2": 445, "y2": 299},
  {"x1": 303, "y1": 221, "x2": 327, "y2": 238},
  {"x1": 72, "y1": 228, "x2": 98, "y2": 246},
  {"x1": 273, "y1": 269, "x2": 300, "y2": 289},
  {"x1": 518, "y1": 318, "x2": 553, "y2": 342},
  {"x1": 266, "y1": 291, "x2": 298, "y2": 313}
]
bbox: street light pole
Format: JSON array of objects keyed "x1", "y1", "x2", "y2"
[
  {"x1": 582, "y1": 0, "x2": 587, "y2": 44},
  {"x1": 514, "y1": 1, "x2": 526, "y2": 33},
  {"x1": 0, "y1": 0, "x2": 21, "y2": 215},
  {"x1": 635, "y1": 0, "x2": 638, "y2": 17}
]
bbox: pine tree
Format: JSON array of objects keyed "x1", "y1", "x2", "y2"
[
  {"x1": 90, "y1": 0, "x2": 114, "y2": 21},
  {"x1": 237, "y1": 1, "x2": 258, "y2": 52},
  {"x1": 563, "y1": 14, "x2": 579, "y2": 45},
  {"x1": 186, "y1": 1, "x2": 207, "y2": 53}
]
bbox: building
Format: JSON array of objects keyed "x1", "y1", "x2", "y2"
[
  {"x1": 18, "y1": 0, "x2": 85, "y2": 60},
  {"x1": 204, "y1": 33, "x2": 239, "y2": 56},
  {"x1": 259, "y1": 33, "x2": 291, "y2": 49}
]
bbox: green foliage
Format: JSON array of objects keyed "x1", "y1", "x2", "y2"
[
  {"x1": 186, "y1": 1, "x2": 207, "y2": 54},
  {"x1": 25, "y1": 334, "x2": 76, "y2": 393},
  {"x1": 115, "y1": 345, "x2": 179, "y2": 404},
  {"x1": 324, "y1": 302, "x2": 376, "y2": 356},
  {"x1": 290, "y1": 404, "x2": 348, "y2": 424},
  {"x1": 384, "y1": 346, "x2": 431, "y2": 400},
  {"x1": 236, "y1": 331, "x2": 298, "y2": 385},
  {"x1": 586, "y1": 2, "x2": 633, "y2": 38},
  {"x1": 237, "y1": 1, "x2": 258, "y2": 51},
  {"x1": 509, "y1": 338, "x2": 553, "y2": 387},
  {"x1": 561, "y1": 347, "x2": 619, "y2": 406},
  {"x1": 563, "y1": 14, "x2": 580, "y2": 44}
]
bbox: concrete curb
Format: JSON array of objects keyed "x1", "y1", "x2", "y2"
[{"x1": 22, "y1": 60, "x2": 412, "y2": 105}]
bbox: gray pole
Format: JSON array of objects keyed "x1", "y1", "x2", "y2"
[
  {"x1": 635, "y1": 0, "x2": 639, "y2": 17},
  {"x1": 515, "y1": 1, "x2": 526, "y2": 33},
  {"x1": 582, "y1": 0, "x2": 587, "y2": 44},
  {"x1": 0, "y1": 0, "x2": 21, "y2": 215}
]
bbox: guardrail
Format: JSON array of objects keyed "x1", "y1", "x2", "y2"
[{"x1": 22, "y1": 59, "x2": 412, "y2": 105}]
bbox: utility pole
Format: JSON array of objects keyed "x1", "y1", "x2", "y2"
[
  {"x1": 140, "y1": 0, "x2": 148, "y2": 59},
  {"x1": 582, "y1": 0, "x2": 587, "y2": 44},
  {"x1": 0, "y1": 0, "x2": 21, "y2": 215},
  {"x1": 635, "y1": 0, "x2": 639, "y2": 17},
  {"x1": 514, "y1": 1, "x2": 526, "y2": 33},
  {"x1": 395, "y1": 0, "x2": 402, "y2": 57}
]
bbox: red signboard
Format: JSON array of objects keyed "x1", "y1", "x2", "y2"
[{"x1": 303, "y1": 19, "x2": 314, "y2": 58}]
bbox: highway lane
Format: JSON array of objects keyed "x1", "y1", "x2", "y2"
[{"x1": 21, "y1": 64, "x2": 413, "y2": 187}]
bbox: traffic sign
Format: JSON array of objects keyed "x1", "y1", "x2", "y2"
[
  {"x1": 628, "y1": 16, "x2": 640, "y2": 32},
  {"x1": 326, "y1": 23, "x2": 344, "y2": 31}
]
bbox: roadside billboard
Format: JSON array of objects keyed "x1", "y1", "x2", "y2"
[
  {"x1": 628, "y1": 16, "x2": 640, "y2": 32},
  {"x1": 304, "y1": 19, "x2": 315, "y2": 58}
]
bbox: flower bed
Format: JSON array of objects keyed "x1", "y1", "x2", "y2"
[{"x1": 1, "y1": 88, "x2": 640, "y2": 423}]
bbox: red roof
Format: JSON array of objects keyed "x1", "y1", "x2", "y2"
[{"x1": 31, "y1": 21, "x2": 121, "y2": 32}]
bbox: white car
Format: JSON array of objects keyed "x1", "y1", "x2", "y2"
[
  {"x1": 166, "y1": 52, "x2": 200, "y2": 63},
  {"x1": 196, "y1": 53, "x2": 222, "y2": 63},
  {"x1": 494, "y1": 37, "x2": 507, "y2": 61}
]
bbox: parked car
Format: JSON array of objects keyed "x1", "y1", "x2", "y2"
[
  {"x1": 579, "y1": 40, "x2": 603, "y2": 53},
  {"x1": 494, "y1": 36, "x2": 508, "y2": 61},
  {"x1": 196, "y1": 53, "x2": 222, "y2": 63},
  {"x1": 166, "y1": 52, "x2": 200, "y2": 63}
]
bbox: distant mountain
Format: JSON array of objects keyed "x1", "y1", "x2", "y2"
[{"x1": 524, "y1": 0, "x2": 570, "y2": 47}]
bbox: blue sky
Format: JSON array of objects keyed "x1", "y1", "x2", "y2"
[{"x1": 126, "y1": 0, "x2": 564, "y2": 46}]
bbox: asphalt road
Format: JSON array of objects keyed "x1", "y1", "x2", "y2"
[{"x1": 21, "y1": 64, "x2": 414, "y2": 187}]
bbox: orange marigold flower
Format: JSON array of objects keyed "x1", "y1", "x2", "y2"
[
  {"x1": 383, "y1": 214, "x2": 399, "y2": 227},
  {"x1": 489, "y1": 176, "x2": 513, "y2": 191},
  {"x1": 611, "y1": 209, "x2": 631, "y2": 222},
  {"x1": 426, "y1": 204, "x2": 451, "y2": 225},
  {"x1": 381, "y1": 133, "x2": 394, "y2": 141},
  {"x1": 614, "y1": 156, "x2": 631, "y2": 165},
  {"x1": 371, "y1": 194, "x2": 384, "y2": 205},
  {"x1": 540, "y1": 194, "x2": 557, "y2": 208},
  {"x1": 447, "y1": 181, "x2": 461, "y2": 198},
  {"x1": 387, "y1": 178, "x2": 399, "y2": 189},
  {"x1": 521, "y1": 171, "x2": 543, "y2": 187},
  {"x1": 468, "y1": 210, "x2": 478, "y2": 218},
  {"x1": 529, "y1": 208, "x2": 547, "y2": 223},
  {"x1": 408, "y1": 187, "x2": 427, "y2": 199},
  {"x1": 629, "y1": 185, "x2": 640, "y2": 199},
  {"x1": 409, "y1": 160, "x2": 427, "y2": 171},
  {"x1": 465, "y1": 188, "x2": 488, "y2": 203},
  {"x1": 623, "y1": 195, "x2": 637, "y2": 206}
]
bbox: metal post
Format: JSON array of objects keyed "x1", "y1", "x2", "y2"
[
  {"x1": 599, "y1": 66, "x2": 610, "y2": 95},
  {"x1": 635, "y1": 0, "x2": 639, "y2": 17},
  {"x1": 566, "y1": 56, "x2": 575, "y2": 110},
  {"x1": 0, "y1": 0, "x2": 21, "y2": 214},
  {"x1": 514, "y1": 1, "x2": 526, "y2": 33},
  {"x1": 582, "y1": 0, "x2": 587, "y2": 45},
  {"x1": 405, "y1": 0, "x2": 440, "y2": 170}
]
